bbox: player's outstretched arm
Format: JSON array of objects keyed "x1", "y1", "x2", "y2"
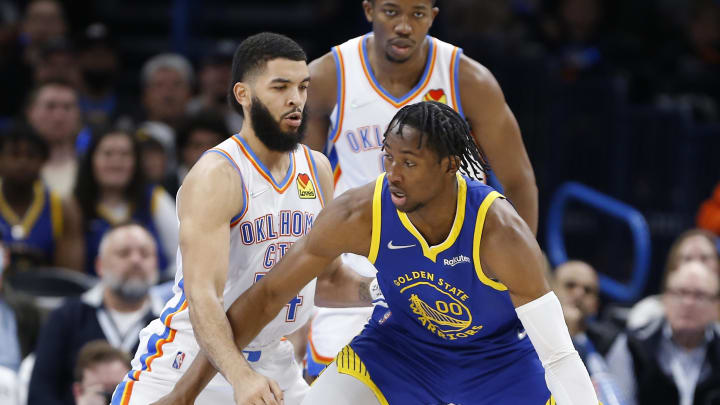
[
  {"x1": 150, "y1": 153, "x2": 282, "y2": 405},
  {"x1": 480, "y1": 198, "x2": 598, "y2": 404},
  {"x1": 459, "y1": 56, "x2": 538, "y2": 234}
]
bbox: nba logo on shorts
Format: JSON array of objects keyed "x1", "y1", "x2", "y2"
[{"x1": 172, "y1": 352, "x2": 186, "y2": 369}]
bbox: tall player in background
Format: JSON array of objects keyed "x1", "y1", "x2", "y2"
[
  {"x1": 112, "y1": 32, "x2": 357, "y2": 405},
  {"x1": 304, "y1": 0, "x2": 539, "y2": 377}
]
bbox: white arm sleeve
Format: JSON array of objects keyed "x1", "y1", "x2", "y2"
[
  {"x1": 152, "y1": 189, "x2": 179, "y2": 276},
  {"x1": 515, "y1": 291, "x2": 599, "y2": 405}
]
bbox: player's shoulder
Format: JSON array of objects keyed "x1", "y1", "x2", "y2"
[
  {"x1": 330, "y1": 181, "x2": 375, "y2": 221},
  {"x1": 182, "y1": 150, "x2": 244, "y2": 193},
  {"x1": 308, "y1": 52, "x2": 338, "y2": 107},
  {"x1": 456, "y1": 52, "x2": 500, "y2": 89}
]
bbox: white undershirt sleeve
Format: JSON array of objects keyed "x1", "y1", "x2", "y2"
[{"x1": 515, "y1": 291, "x2": 599, "y2": 405}]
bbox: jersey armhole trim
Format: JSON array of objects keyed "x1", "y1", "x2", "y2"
[
  {"x1": 329, "y1": 46, "x2": 346, "y2": 145},
  {"x1": 367, "y1": 173, "x2": 385, "y2": 264},
  {"x1": 472, "y1": 191, "x2": 508, "y2": 291},
  {"x1": 204, "y1": 148, "x2": 249, "y2": 225},
  {"x1": 450, "y1": 47, "x2": 465, "y2": 118}
]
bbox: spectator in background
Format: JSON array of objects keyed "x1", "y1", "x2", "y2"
[
  {"x1": 0, "y1": 124, "x2": 83, "y2": 271},
  {"x1": 140, "y1": 52, "x2": 193, "y2": 131},
  {"x1": 74, "y1": 129, "x2": 177, "y2": 276},
  {"x1": 77, "y1": 23, "x2": 127, "y2": 129},
  {"x1": 0, "y1": 0, "x2": 67, "y2": 117},
  {"x1": 0, "y1": 232, "x2": 41, "y2": 405},
  {"x1": 627, "y1": 228, "x2": 720, "y2": 329},
  {"x1": 136, "y1": 53, "x2": 194, "y2": 184},
  {"x1": 554, "y1": 260, "x2": 621, "y2": 356},
  {"x1": 553, "y1": 260, "x2": 629, "y2": 405},
  {"x1": 32, "y1": 38, "x2": 81, "y2": 88},
  {"x1": 25, "y1": 80, "x2": 82, "y2": 198},
  {"x1": 607, "y1": 261, "x2": 720, "y2": 405},
  {"x1": 72, "y1": 340, "x2": 130, "y2": 405},
  {"x1": 187, "y1": 40, "x2": 243, "y2": 132},
  {"x1": 28, "y1": 223, "x2": 162, "y2": 405},
  {"x1": 163, "y1": 110, "x2": 227, "y2": 195}
]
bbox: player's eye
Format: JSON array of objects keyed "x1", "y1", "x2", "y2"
[
  {"x1": 384, "y1": 9, "x2": 397, "y2": 17},
  {"x1": 404, "y1": 160, "x2": 415, "y2": 167},
  {"x1": 414, "y1": 12, "x2": 425, "y2": 18}
]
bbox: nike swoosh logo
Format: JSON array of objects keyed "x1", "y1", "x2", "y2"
[
  {"x1": 350, "y1": 98, "x2": 375, "y2": 109},
  {"x1": 251, "y1": 187, "x2": 270, "y2": 198},
  {"x1": 387, "y1": 240, "x2": 415, "y2": 250}
]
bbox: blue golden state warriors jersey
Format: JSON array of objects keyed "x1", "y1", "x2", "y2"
[
  {"x1": 0, "y1": 180, "x2": 62, "y2": 270},
  {"x1": 344, "y1": 173, "x2": 550, "y2": 405}
]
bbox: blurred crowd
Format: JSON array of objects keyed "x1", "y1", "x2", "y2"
[{"x1": 0, "y1": 0, "x2": 718, "y2": 404}]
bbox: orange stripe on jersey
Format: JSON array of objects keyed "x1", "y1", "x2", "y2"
[
  {"x1": 233, "y1": 137, "x2": 295, "y2": 193},
  {"x1": 230, "y1": 181, "x2": 249, "y2": 227},
  {"x1": 331, "y1": 46, "x2": 346, "y2": 144},
  {"x1": 333, "y1": 165, "x2": 342, "y2": 186},
  {"x1": 449, "y1": 47, "x2": 460, "y2": 111},
  {"x1": 359, "y1": 36, "x2": 437, "y2": 109}
]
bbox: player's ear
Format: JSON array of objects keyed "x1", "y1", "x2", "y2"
[
  {"x1": 362, "y1": 0, "x2": 374, "y2": 23},
  {"x1": 445, "y1": 155, "x2": 459, "y2": 175},
  {"x1": 233, "y1": 82, "x2": 251, "y2": 110}
]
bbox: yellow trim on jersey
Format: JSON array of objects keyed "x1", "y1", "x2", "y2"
[
  {"x1": 150, "y1": 186, "x2": 162, "y2": 214},
  {"x1": 367, "y1": 173, "x2": 385, "y2": 264},
  {"x1": 335, "y1": 345, "x2": 389, "y2": 405},
  {"x1": 397, "y1": 173, "x2": 466, "y2": 263},
  {"x1": 49, "y1": 191, "x2": 63, "y2": 240},
  {"x1": 472, "y1": 191, "x2": 508, "y2": 291},
  {"x1": 0, "y1": 179, "x2": 46, "y2": 239}
]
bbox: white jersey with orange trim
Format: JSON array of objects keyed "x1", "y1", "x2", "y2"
[
  {"x1": 327, "y1": 33, "x2": 464, "y2": 196},
  {"x1": 114, "y1": 135, "x2": 325, "y2": 404}
]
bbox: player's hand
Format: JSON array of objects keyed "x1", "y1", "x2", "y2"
[{"x1": 232, "y1": 370, "x2": 284, "y2": 405}]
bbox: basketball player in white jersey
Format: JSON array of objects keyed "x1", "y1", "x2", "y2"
[
  {"x1": 302, "y1": 0, "x2": 539, "y2": 377},
  {"x1": 111, "y1": 32, "x2": 361, "y2": 405}
]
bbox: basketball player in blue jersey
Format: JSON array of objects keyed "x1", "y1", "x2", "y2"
[
  {"x1": 0, "y1": 124, "x2": 84, "y2": 271},
  {"x1": 154, "y1": 101, "x2": 598, "y2": 405}
]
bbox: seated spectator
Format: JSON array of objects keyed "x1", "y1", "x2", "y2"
[
  {"x1": 72, "y1": 340, "x2": 130, "y2": 405},
  {"x1": 0, "y1": 0, "x2": 67, "y2": 117},
  {"x1": 187, "y1": 40, "x2": 243, "y2": 132},
  {"x1": 607, "y1": 261, "x2": 720, "y2": 405},
  {"x1": 554, "y1": 260, "x2": 621, "y2": 355},
  {"x1": 627, "y1": 229, "x2": 719, "y2": 328},
  {"x1": 0, "y1": 124, "x2": 83, "y2": 271},
  {"x1": 163, "y1": 110, "x2": 227, "y2": 194},
  {"x1": 28, "y1": 223, "x2": 162, "y2": 405},
  {"x1": 77, "y1": 23, "x2": 128, "y2": 129},
  {"x1": 74, "y1": 129, "x2": 178, "y2": 276},
  {"x1": 25, "y1": 79, "x2": 82, "y2": 198},
  {"x1": 32, "y1": 38, "x2": 81, "y2": 89},
  {"x1": 0, "y1": 233, "x2": 41, "y2": 404},
  {"x1": 141, "y1": 53, "x2": 193, "y2": 131}
]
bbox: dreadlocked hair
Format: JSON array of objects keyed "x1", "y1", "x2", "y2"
[{"x1": 383, "y1": 101, "x2": 490, "y2": 181}]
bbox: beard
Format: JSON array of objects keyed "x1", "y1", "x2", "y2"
[
  {"x1": 103, "y1": 271, "x2": 158, "y2": 303},
  {"x1": 250, "y1": 96, "x2": 306, "y2": 152}
]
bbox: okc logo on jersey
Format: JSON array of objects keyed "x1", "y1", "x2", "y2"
[
  {"x1": 423, "y1": 88, "x2": 448, "y2": 104},
  {"x1": 296, "y1": 173, "x2": 316, "y2": 199}
]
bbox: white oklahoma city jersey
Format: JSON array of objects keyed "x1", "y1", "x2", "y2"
[
  {"x1": 123, "y1": 136, "x2": 324, "y2": 387},
  {"x1": 327, "y1": 33, "x2": 465, "y2": 196}
]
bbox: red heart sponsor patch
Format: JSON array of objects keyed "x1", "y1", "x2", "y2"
[
  {"x1": 297, "y1": 173, "x2": 310, "y2": 188},
  {"x1": 427, "y1": 89, "x2": 445, "y2": 100}
]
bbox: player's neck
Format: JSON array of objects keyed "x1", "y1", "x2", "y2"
[
  {"x1": 407, "y1": 178, "x2": 458, "y2": 246},
  {"x1": 238, "y1": 126, "x2": 292, "y2": 179},
  {"x1": 367, "y1": 36, "x2": 430, "y2": 96},
  {"x1": 47, "y1": 140, "x2": 76, "y2": 165}
]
